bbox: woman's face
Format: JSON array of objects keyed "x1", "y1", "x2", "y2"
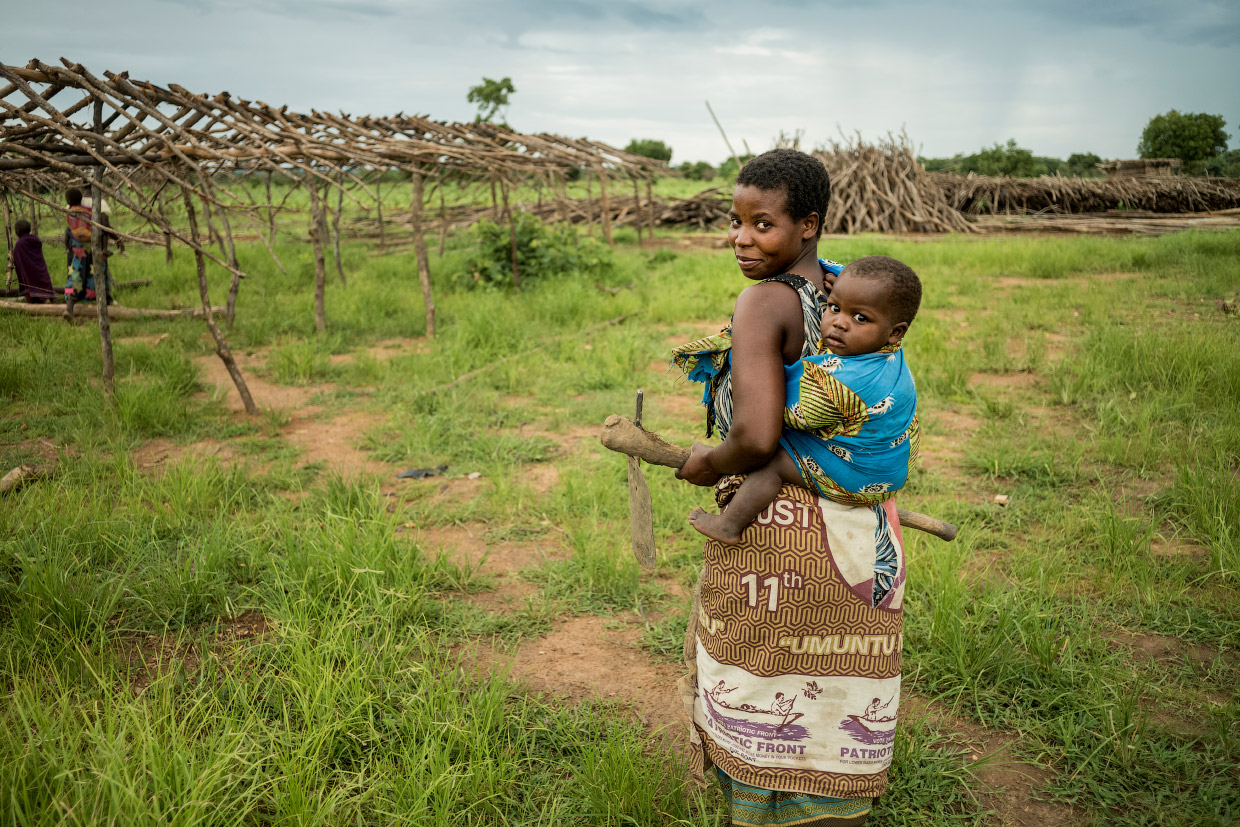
[{"x1": 728, "y1": 185, "x2": 817, "y2": 281}]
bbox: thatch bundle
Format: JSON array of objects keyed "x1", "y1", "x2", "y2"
[
  {"x1": 815, "y1": 134, "x2": 975, "y2": 234},
  {"x1": 935, "y1": 172, "x2": 1240, "y2": 215}
]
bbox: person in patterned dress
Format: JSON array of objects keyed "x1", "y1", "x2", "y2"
[
  {"x1": 674, "y1": 149, "x2": 908, "y2": 825},
  {"x1": 681, "y1": 255, "x2": 922, "y2": 545}
]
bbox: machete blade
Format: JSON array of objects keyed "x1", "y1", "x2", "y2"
[{"x1": 628, "y1": 454, "x2": 657, "y2": 569}]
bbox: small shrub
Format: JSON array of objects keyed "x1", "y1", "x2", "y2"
[{"x1": 459, "y1": 213, "x2": 612, "y2": 289}]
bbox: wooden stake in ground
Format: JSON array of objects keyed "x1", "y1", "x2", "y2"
[
  {"x1": 306, "y1": 179, "x2": 328, "y2": 334},
  {"x1": 437, "y1": 168, "x2": 447, "y2": 257},
  {"x1": 631, "y1": 176, "x2": 642, "y2": 244},
  {"x1": 197, "y1": 174, "x2": 243, "y2": 325},
  {"x1": 332, "y1": 170, "x2": 345, "y2": 287},
  {"x1": 645, "y1": 176, "x2": 656, "y2": 242},
  {"x1": 1, "y1": 189, "x2": 15, "y2": 288},
  {"x1": 375, "y1": 173, "x2": 386, "y2": 249},
  {"x1": 180, "y1": 183, "x2": 257, "y2": 415},
  {"x1": 264, "y1": 169, "x2": 276, "y2": 244},
  {"x1": 410, "y1": 168, "x2": 436, "y2": 337},
  {"x1": 91, "y1": 100, "x2": 115, "y2": 401},
  {"x1": 25, "y1": 173, "x2": 36, "y2": 233},
  {"x1": 501, "y1": 179, "x2": 519, "y2": 289},
  {"x1": 596, "y1": 166, "x2": 614, "y2": 246},
  {"x1": 585, "y1": 171, "x2": 594, "y2": 236}
]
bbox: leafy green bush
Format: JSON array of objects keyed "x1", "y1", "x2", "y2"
[
  {"x1": 623, "y1": 138, "x2": 672, "y2": 162},
  {"x1": 1138, "y1": 110, "x2": 1229, "y2": 170},
  {"x1": 677, "y1": 160, "x2": 716, "y2": 180},
  {"x1": 459, "y1": 212, "x2": 613, "y2": 289}
]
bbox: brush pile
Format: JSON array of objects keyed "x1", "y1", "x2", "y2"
[
  {"x1": 343, "y1": 188, "x2": 732, "y2": 240},
  {"x1": 815, "y1": 133, "x2": 975, "y2": 234},
  {"x1": 935, "y1": 173, "x2": 1240, "y2": 215}
]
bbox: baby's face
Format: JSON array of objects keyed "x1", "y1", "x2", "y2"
[{"x1": 820, "y1": 274, "x2": 905, "y2": 356}]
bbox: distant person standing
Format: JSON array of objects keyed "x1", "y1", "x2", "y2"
[
  {"x1": 63, "y1": 188, "x2": 120, "y2": 309},
  {"x1": 11, "y1": 220, "x2": 57, "y2": 303}
]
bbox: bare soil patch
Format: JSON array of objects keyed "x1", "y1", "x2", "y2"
[
  {"x1": 132, "y1": 437, "x2": 243, "y2": 471},
  {"x1": 918, "y1": 406, "x2": 980, "y2": 472},
  {"x1": 283, "y1": 410, "x2": 388, "y2": 476},
  {"x1": 328, "y1": 338, "x2": 429, "y2": 365},
  {"x1": 465, "y1": 614, "x2": 688, "y2": 747},
  {"x1": 969, "y1": 371, "x2": 1038, "y2": 389},
  {"x1": 524, "y1": 462, "x2": 560, "y2": 495},
  {"x1": 195, "y1": 352, "x2": 329, "y2": 412},
  {"x1": 117, "y1": 610, "x2": 271, "y2": 693},
  {"x1": 1108, "y1": 629, "x2": 1234, "y2": 669},
  {"x1": 903, "y1": 695, "x2": 1079, "y2": 827}
]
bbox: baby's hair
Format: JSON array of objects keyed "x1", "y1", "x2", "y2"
[
  {"x1": 736, "y1": 149, "x2": 831, "y2": 238},
  {"x1": 842, "y1": 255, "x2": 922, "y2": 325},
  {"x1": 15, "y1": 219, "x2": 31, "y2": 236},
  {"x1": 67, "y1": 189, "x2": 83, "y2": 206}
]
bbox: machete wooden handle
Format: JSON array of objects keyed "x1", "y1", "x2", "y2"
[{"x1": 600, "y1": 414, "x2": 959, "y2": 542}]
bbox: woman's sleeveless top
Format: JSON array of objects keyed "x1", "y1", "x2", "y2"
[{"x1": 710, "y1": 271, "x2": 830, "y2": 439}]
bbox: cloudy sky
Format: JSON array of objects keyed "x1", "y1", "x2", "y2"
[{"x1": 6, "y1": 0, "x2": 1238, "y2": 163}]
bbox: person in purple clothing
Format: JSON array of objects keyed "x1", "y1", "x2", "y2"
[{"x1": 11, "y1": 220, "x2": 57, "y2": 304}]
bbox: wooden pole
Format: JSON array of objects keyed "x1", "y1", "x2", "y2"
[
  {"x1": 91, "y1": 100, "x2": 115, "y2": 400},
  {"x1": 555, "y1": 171, "x2": 570, "y2": 225},
  {"x1": 1, "y1": 190, "x2": 14, "y2": 288},
  {"x1": 501, "y1": 180, "x2": 519, "y2": 289},
  {"x1": 376, "y1": 174, "x2": 385, "y2": 249},
  {"x1": 203, "y1": 192, "x2": 223, "y2": 249},
  {"x1": 490, "y1": 179, "x2": 500, "y2": 222},
  {"x1": 265, "y1": 169, "x2": 276, "y2": 243},
  {"x1": 307, "y1": 180, "x2": 328, "y2": 334},
  {"x1": 410, "y1": 168, "x2": 436, "y2": 337},
  {"x1": 438, "y1": 168, "x2": 447, "y2": 257},
  {"x1": 596, "y1": 167, "x2": 614, "y2": 246},
  {"x1": 332, "y1": 170, "x2": 345, "y2": 287},
  {"x1": 180, "y1": 184, "x2": 258, "y2": 415},
  {"x1": 585, "y1": 171, "x2": 594, "y2": 236},
  {"x1": 208, "y1": 183, "x2": 243, "y2": 326},
  {"x1": 632, "y1": 176, "x2": 642, "y2": 244},
  {"x1": 645, "y1": 176, "x2": 657, "y2": 242},
  {"x1": 25, "y1": 173, "x2": 36, "y2": 234},
  {"x1": 705, "y1": 100, "x2": 742, "y2": 173}
]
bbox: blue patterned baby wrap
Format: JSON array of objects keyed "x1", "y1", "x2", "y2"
[
  {"x1": 670, "y1": 259, "x2": 919, "y2": 507},
  {"x1": 781, "y1": 341, "x2": 919, "y2": 506}
]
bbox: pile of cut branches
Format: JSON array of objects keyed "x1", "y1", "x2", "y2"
[
  {"x1": 816, "y1": 134, "x2": 975, "y2": 234},
  {"x1": 935, "y1": 172, "x2": 1240, "y2": 215}
]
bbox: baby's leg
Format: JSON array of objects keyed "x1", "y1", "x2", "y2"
[{"x1": 690, "y1": 452, "x2": 805, "y2": 545}]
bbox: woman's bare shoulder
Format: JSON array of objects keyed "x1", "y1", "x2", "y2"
[{"x1": 734, "y1": 280, "x2": 805, "y2": 323}]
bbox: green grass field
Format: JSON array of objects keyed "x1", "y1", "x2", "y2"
[{"x1": 1, "y1": 223, "x2": 1238, "y2": 826}]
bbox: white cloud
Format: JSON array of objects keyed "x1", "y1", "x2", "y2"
[{"x1": 4, "y1": 0, "x2": 1237, "y2": 163}]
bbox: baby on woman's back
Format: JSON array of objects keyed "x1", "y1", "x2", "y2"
[{"x1": 689, "y1": 254, "x2": 922, "y2": 545}]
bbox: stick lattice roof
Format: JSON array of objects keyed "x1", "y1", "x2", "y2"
[{"x1": 1, "y1": 57, "x2": 664, "y2": 205}]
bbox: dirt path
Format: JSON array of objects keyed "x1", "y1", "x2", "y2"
[{"x1": 157, "y1": 338, "x2": 1087, "y2": 825}]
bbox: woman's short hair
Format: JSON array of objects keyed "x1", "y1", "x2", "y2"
[{"x1": 736, "y1": 149, "x2": 831, "y2": 237}]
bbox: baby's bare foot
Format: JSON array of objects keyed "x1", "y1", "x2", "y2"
[{"x1": 689, "y1": 507, "x2": 744, "y2": 545}]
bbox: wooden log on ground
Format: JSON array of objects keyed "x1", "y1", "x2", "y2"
[
  {"x1": 1, "y1": 463, "x2": 50, "y2": 495},
  {"x1": 0, "y1": 300, "x2": 224, "y2": 319}
]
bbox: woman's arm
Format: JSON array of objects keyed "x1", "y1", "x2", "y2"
[{"x1": 677, "y1": 282, "x2": 805, "y2": 484}]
